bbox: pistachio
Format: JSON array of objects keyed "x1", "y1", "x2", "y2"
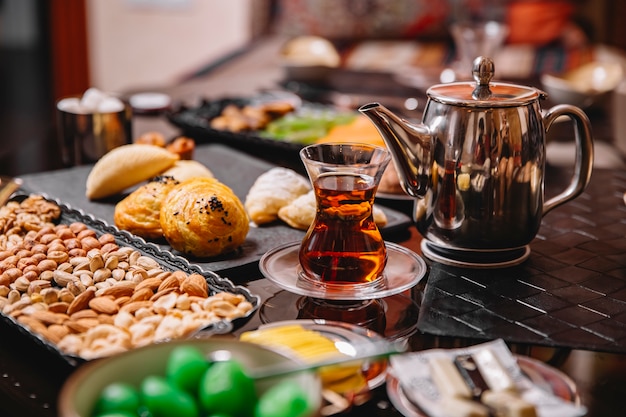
[
  {"x1": 89, "y1": 253, "x2": 105, "y2": 272},
  {"x1": 53, "y1": 270, "x2": 76, "y2": 287}
]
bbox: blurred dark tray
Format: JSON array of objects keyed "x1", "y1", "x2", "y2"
[
  {"x1": 166, "y1": 94, "x2": 342, "y2": 155},
  {"x1": 18, "y1": 144, "x2": 412, "y2": 276},
  {"x1": 1, "y1": 193, "x2": 260, "y2": 367},
  {"x1": 416, "y1": 169, "x2": 626, "y2": 354}
]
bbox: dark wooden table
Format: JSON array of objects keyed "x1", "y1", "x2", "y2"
[{"x1": 2, "y1": 36, "x2": 625, "y2": 417}]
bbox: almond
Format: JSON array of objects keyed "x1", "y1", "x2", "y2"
[
  {"x1": 97, "y1": 281, "x2": 136, "y2": 298},
  {"x1": 170, "y1": 270, "x2": 187, "y2": 283},
  {"x1": 46, "y1": 324, "x2": 70, "y2": 343},
  {"x1": 180, "y1": 280, "x2": 207, "y2": 298},
  {"x1": 89, "y1": 296, "x2": 119, "y2": 315},
  {"x1": 78, "y1": 317, "x2": 101, "y2": 329},
  {"x1": 120, "y1": 300, "x2": 152, "y2": 314},
  {"x1": 134, "y1": 277, "x2": 163, "y2": 293},
  {"x1": 65, "y1": 318, "x2": 98, "y2": 333},
  {"x1": 98, "y1": 314, "x2": 115, "y2": 325},
  {"x1": 187, "y1": 273, "x2": 208, "y2": 294},
  {"x1": 47, "y1": 301, "x2": 70, "y2": 314},
  {"x1": 157, "y1": 275, "x2": 180, "y2": 293},
  {"x1": 39, "y1": 327, "x2": 61, "y2": 344},
  {"x1": 30, "y1": 310, "x2": 68, "y2": 326},
  {"x1": 67, "y1": 287, "x2": 96, "y2": 315},
  {"x1": 150, "y1": 287, "x2": 178, "y2": 301},
  {"x1": 16, "y1": 315, "x2": 47, "y2": 333},
  {"x1": 130, "y1": 287, "x2": 154, "y2": 302},
  {"x1": 70, "y1": 309, "x2": 99, "y2": 320},
  {"x1": 114, "y1": 296, "x2": 131, "y2": 306}
]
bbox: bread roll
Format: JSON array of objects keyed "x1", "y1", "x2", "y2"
[
  {"x1": 113, "y1": 176, "x2": 180, "y2": 239},
  {"x1": 86, "y1": 144, "x2": 179, "y2": 199},
  {"x1": 160, "y1": 177, "x2": 249, "y2": 258}
]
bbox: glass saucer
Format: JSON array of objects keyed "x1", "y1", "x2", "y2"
[
  {"x1": 258, "y1": 291, "x2": 420, "y2": 342},
  {"x1": 259, "y1": 241, "x2": 427, "y2": 301}
]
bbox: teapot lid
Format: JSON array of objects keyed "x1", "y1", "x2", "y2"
[{"x1": 427, "y1": 57, "x2": 544, "y2": 107}]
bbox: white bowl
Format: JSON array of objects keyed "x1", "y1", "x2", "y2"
[
  {"x1": 541, "y1": 61, "x2": 623, "y2": 108},
  {"x1": 58, "y1": 338, "x2": 321, "y2": 417}
]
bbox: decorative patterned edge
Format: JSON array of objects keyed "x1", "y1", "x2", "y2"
[{"x1": 2, "y1": 192, "x2": 261, "y2": 366}]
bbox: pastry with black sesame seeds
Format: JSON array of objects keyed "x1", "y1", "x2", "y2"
[{"x1": 159, "y1": 177, "x2": 249, "y2": 258}]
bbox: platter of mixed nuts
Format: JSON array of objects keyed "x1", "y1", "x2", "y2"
[{"x1": 0, "y1": 193, "x2": 260, "y2": 365}]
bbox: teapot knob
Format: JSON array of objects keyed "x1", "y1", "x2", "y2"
[{"x1": 472, "y1": 56, "x2": 494, "y2": 100}]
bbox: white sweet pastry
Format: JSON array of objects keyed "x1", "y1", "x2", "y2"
[
  {"x1": 86, "y1": 144, "x2": 179, "y2": 199},
  {"x1": 244, "y1": 167, "x2": 310, "y2": 225},
  {"x1": 277, "y1": 190, "x2": 316, "y2": 230},
  {"x1": 278, "y1": 189, "x2": 388, "y2": 230},
  {"x1": 160, "y1": 160, "x2": 214, "y2": 182}
]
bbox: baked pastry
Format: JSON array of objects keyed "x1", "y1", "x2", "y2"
[
  {"x1": 113, "y1": 176, "x2": 180, "y2": 240},
  {"x1": 315, "y1": 116, "x2": 404, "y2": 195},
  {"x1": 160, "y1": 177, "x2": 249, "y2": 258},
  {"x1": 277, "y1": 190, "x2": 316, "y2": 230},
  {"x1": 373, "y1": 205, "x2": 388, "y2": 228},
  {"x1": 160, "y1": 160, "x2": 214, "y2": 182},
  {"x1": 278, "y1": 190, "x2": 388, "y2": 230},
  {"x1": 86, "y1": 144, "x2": 179, "y2": 200},
  {"x1": 136, "y1": 131, "x2": 166, "y2": 147},
  {"x1": 244, "y1": 167, "x2": 311, "y2": 225},
  {"x1": 378, "y1": 164, "x2": 404, "y2": 195},
  {"x1": 166, "y1": 136, "x2": 195, "y2": 160}
]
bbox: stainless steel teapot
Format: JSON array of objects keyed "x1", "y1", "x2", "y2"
[{"x1": 360, "y1": 57, "x2": 593, "y2": 254}]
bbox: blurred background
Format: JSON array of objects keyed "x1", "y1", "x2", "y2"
[{"x1": 0, "y1": 0, "x2": 624, "y2": 175}]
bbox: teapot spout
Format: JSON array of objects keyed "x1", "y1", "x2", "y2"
[{"x1": 359, "y1": 102, "x2": 433, "y2": 198}]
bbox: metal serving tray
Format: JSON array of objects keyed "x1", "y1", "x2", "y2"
[{"x1": 0, "y1": 193, "x2": 260, "y2": 366}]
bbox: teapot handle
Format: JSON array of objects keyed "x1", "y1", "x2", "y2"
[{"x1": 542, "y1": 104, "x2": 594, "y2": 215}]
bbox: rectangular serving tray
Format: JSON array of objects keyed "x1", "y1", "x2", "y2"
[{"x1": 1, "y1": 193, "x2": 260, "y2": 366}]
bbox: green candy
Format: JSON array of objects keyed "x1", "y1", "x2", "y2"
[
  {"x1": 140, "y1": 375, "x2": 199, "y2": 417},
  {"x1": 166, "y1": 346, "x2": 210, "y2": 395},
  {"x1": 255, "y1": 380, "x2": 312, "y2": 417},
  {"x1": 94, "y1": 382, "x2": 141, "y2": 416},
  {"x1": 198, "y1": 360, "x2": 256, "y2": 417}
]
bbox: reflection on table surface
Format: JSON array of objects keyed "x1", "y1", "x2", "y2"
[{"x1": 2, "y1": 36, "x2": 626, "y2": 417}]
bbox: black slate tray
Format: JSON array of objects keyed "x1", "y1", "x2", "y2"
[{"x1": 18, "y1": 144, "x2": 412, "y2": 276}]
